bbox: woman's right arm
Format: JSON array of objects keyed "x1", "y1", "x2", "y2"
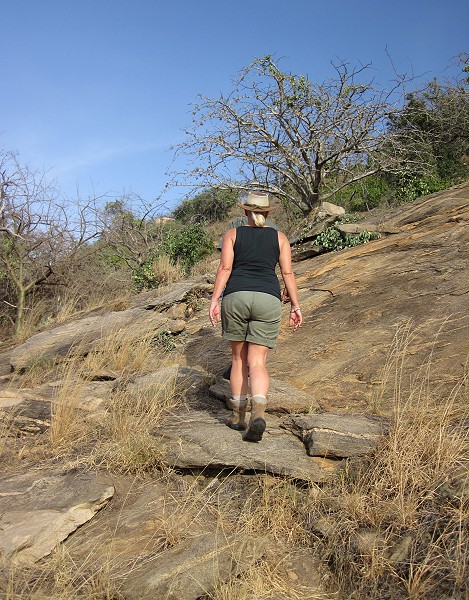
[{"x1": 278, "y1": 231, "x2": 302, "y2": 331}]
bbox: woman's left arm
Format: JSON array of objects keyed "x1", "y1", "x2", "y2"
[{"x1": 210, "y1": 229, "x2": 235, "y2": 327}]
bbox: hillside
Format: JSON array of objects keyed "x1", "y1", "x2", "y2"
[{"x1": 0, "y1": 183, "x2": 467, "y2": 599}]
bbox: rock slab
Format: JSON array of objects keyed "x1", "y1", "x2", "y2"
[
  {"x1": 0, "y1": 469, "x2": 114, "y2": 566},
  {"x1": 284, "y1": 413, "x2": 389, "y2": 457},
  {"x1": 158, "y1": 410, "x2": 339, "y2": 482},
  {"x1": 209, "y1": 377, "x2": 320, "y2": 414}
]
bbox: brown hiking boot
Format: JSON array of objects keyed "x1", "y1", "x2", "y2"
[
  {"x1": 243, "y1": 396, "x2": 267, "y2": 442},
  {"x1": 226, "y1": 398, "x2": 247, "y2": 431}
]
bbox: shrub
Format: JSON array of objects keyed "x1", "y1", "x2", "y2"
[
  {"x1": 391, "y1": 171, "x2": 451, "y2": 203},
  {"x1": 173, "y1": 188, "x2": 238, "y2": 224},
  {"x1": 161, "y1": 224, "x2": 214, "y2": 269},
  {"x1": 313, "y1": 226, "x2": 380, "y2": 252},
  {"x1": 131, "y1": 224, "x2": 214, "y2": 291},
  {"x1": 332, "y1": 175, "x2": 390, "y2": 212}
]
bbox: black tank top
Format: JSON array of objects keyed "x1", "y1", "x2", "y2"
[{"x1": 223, "y1": 226, "x2": 281, "y2": 300}]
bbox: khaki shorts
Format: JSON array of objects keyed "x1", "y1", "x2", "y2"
[{"x1": 221, "y1": 291, "x2": 281, "y2": 349}]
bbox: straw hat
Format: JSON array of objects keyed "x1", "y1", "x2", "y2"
[{"x1": 240, "y1": 191, "x2": 275, "y2": 213}]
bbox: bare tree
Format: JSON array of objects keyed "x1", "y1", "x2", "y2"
[
  {"x1": 98, "y1": 194, "x2": 170, "y2": 272},
  {"x1": 0, "y1": 151, "x2": 101, "y2": 337},
  {"x1": 172, "y1": 56, "x2": 428, "y2": 216}
]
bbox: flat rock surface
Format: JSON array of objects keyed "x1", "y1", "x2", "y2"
[
  {"x1": 157, "y1": 410, "x2": 340, "y2": 482},
  {"x1": 284, "y1": 412, "x2": 389, "y2": 457},
  {"x1": 9, "y1": 309, "x2": 177, "y2": 370},
  {"x1": 0, "y1": 469, "x2": 114, "y2": 566},
  {"x1": 267, "y1": 184, "x2": 469, "y2": 412},
  {"x1": 123, "y1": 532, "x2": 266, "y2": 600}
]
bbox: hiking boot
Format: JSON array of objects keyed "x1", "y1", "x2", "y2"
[
  {"x1": 243, "y1": 417, "x2": 266, "y2": 442},
  {"x1": 243, "y1": 395, "x2": 267, "y2": 442},
  {"x1": 226, "y1": 397, "x2": 247, "y2": 431}
]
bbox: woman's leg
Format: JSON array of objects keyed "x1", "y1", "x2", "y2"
[
  {"x1": 244, "y1": 343, "x2": 269, "y2": 442},
  {"x1": 227, "y1": 341, "x2": 249, "y2": 430},
  {"x1": 246, "y1": 343, "x2": 269, "y2": 397},
  {"x1": 230, "y1": 340, "x2": 249, "y2": 396}
]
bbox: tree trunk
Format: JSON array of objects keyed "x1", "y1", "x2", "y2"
[{"x1": 15, "y1": 287, "x2": 26, "y2": 338}]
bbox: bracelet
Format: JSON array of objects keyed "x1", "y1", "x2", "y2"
[{"x1": 290, "y1": 307, "x2": 301, "y2": 312}]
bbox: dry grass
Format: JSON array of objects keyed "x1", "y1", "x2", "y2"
[
  {"x1": 81, "y1": 330, "x2": 158, "y2": 376},
  {"x1": 2, "y1": 321, "x2": 467, "y2": 599},
  {"x1": 210, "y1": 559, "x2": 331, "y2": 600},
  {"x1": 18, "y1": 330, "x2": 185, "y2": 473},
  {"x1": 311, "y1": 327, "x2": 469, "y2": 600},
  {"x1": 0, "y1": 544, "x2": 124, "y2": 600},
  {"x1": 89, "y1": 370, "x2": 182, "y2": 474},
  {"x1": 151, "y1": 254, "x2": 186, "y2": 285}
]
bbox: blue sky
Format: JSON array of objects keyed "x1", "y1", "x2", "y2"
[{"x1": 2, "y1": 0, "x2": 468, "y2": 212}]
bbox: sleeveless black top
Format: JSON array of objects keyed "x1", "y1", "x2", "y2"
[{"x1": 223, "y1": 226, "x2": 281, "y2": 300}]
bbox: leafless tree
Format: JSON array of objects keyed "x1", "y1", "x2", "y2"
[
  {"x1": 0, "y1": 151, "x2": 102, "y2": 337},
  {"x1": 172, "y1": 56, "x2": 428, "y2": 216},
  {"x1": 98, "y1": 194, "x2": 170, "y2": 272}
]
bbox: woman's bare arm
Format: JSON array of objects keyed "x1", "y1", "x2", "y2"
[
  {"x1": 210, "y1": 228, "x2": 235, "y2": 326},
  {"x1": 278, "y1": 231, "x2": 302, "y2": 331}
]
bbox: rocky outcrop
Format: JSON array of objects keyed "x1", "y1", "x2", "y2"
[
  {"x1": 270, "y1": 183, "x2": 469, "y2": 412},
  {"x1": 0, "y1": 469, "x2": 114, "y2": 566},
  {"x1": 283, "y1": 413, "x2": 389, "y2": 457},
  {"x1": 157, "y1": 410, "x2": 340, "y2": 482},
  {"x1": 9, "y1": 309, "x2": 186, "y2": 371}
]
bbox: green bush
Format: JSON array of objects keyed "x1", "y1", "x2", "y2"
[
  {"x1": 131, "y1": 224, "x2": 214, "y2": 291},
  {"x1": 313, "y1": 226, "x2": 380, "y2": 252},
  {"x1": 173, "y1": 188, "x2": 238, "y2": 224},
  {"x1": 161, "y1": 224, "x2": 214, "y2": 268},
  {"x1": 392, "y1": 172, "x2": 450, "y2": 203},
  {"x1": 330, "y1": 175, "x2": 390, "y2": 212}
]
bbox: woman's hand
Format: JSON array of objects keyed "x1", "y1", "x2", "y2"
[
  {"x1": 209, "y1": 299, "x2": 221, "y2": 327},
  {"x1": 289, "y1": 306, "x2": 302, "y2": 332}
]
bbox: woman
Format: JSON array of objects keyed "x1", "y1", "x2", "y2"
[{"x1": 209, "y1": 191, "x2": 302, "y2": 442}]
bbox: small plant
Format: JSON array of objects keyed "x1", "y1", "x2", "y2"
[
  {"x1": 313, "y1": 226, "x2": 380, "y2": 252},
  {"x1": 153, "y1": 330, "x2": 178, "y2": 352}
]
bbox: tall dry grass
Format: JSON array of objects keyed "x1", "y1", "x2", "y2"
[
  {"x1": 151, "y1": 254, "x2": 186, "y2": 286},
  {"x1": 311, "y1": 324, "x2": 469, "y2": 600},
  {"x1": 34, "y1": 330, "x2": 184, "y2": 473}
]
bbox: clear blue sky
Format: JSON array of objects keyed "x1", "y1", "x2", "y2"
[{"x1": 2, "y1": 0, "x2": 468, "y2": 212}]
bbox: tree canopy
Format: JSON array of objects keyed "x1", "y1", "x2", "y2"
[{"x1": 173, "y1": 56, "x2": 428, "y2": 216}]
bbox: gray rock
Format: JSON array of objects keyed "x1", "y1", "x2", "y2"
[
  {"x1": 123, "y1": 532, "x2": 266, "y2": 600},
  {"x1": 209, "y1": 377, "x2": 320, "y2": 414},
  {"x1": 283, "y1": 413, "x2": 389, "y2": 457},
  {"x1": 132, "y1": 365, "x2": 211, "y2": 399},
  {"x1": 0, "y1": 469, "x2": 114, "y2": 565},
  {"x1": 317, "y1": 201, "x2": 346, "y2": 218},
  {"x1": 132, "y1": 279, "x2": 212, "y2": 310},
  {"x1": 158, "y1": 410, "x2": 340, "y2": 482},
  {"x1": 335, "y1": 222, "x2": 380, "y2": 235},
  {"x1": 9, "y1": 309, "x2": 184, "y2": 370}
]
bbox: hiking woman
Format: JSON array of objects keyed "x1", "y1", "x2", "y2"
[{"x1": 209, "y1": 191, "x2": 302, "y2": 441}]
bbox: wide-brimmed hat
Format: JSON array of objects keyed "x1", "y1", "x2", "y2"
[{"x1": 240, "y1": 191, "x2": 275, "y2": 213}]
